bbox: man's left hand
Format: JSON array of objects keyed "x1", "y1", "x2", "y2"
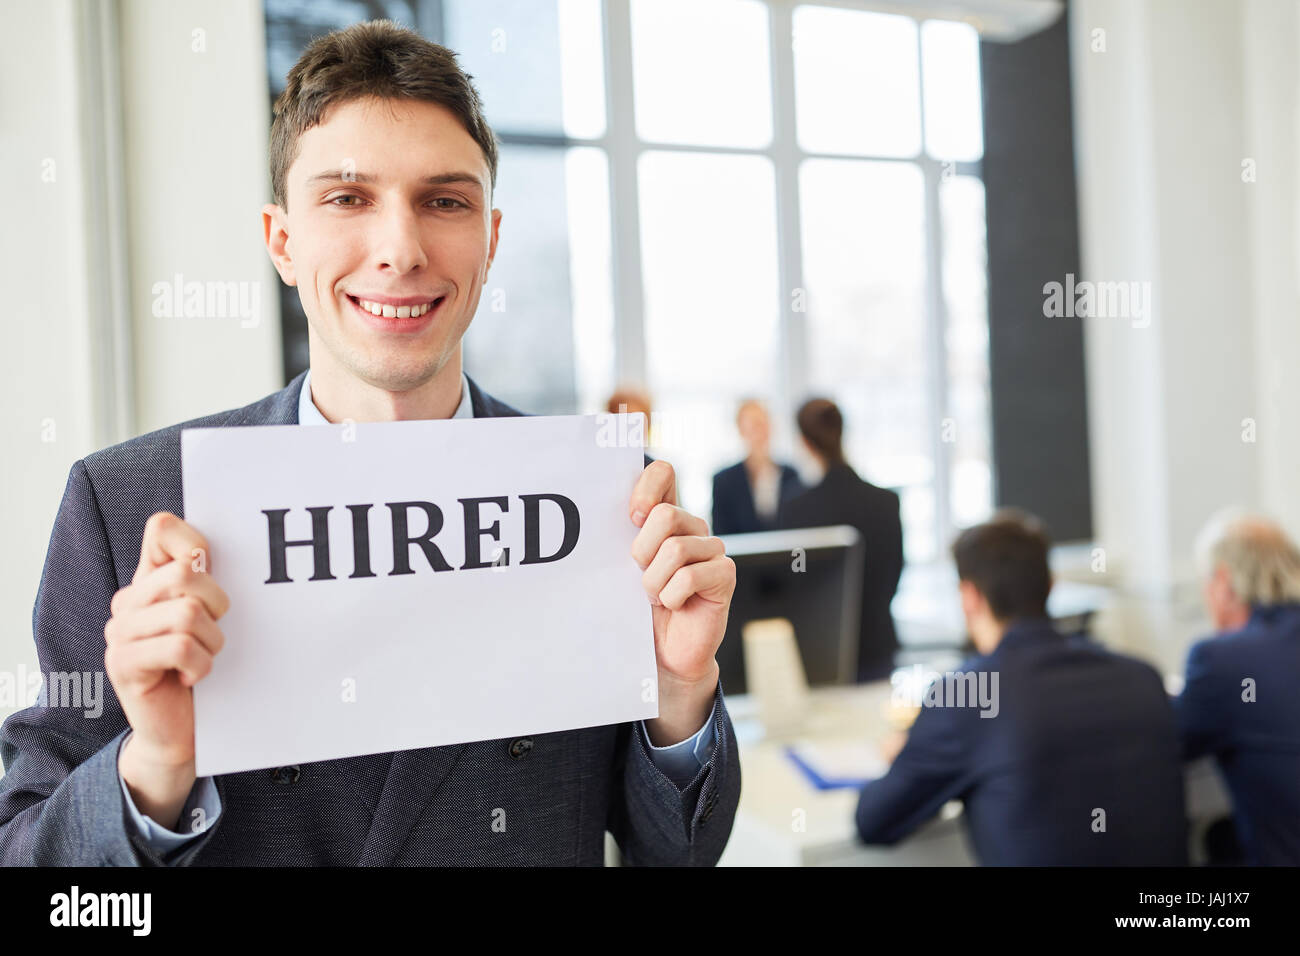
[{"x1": 629, "y1": 460, "x2": 735, "y2": 747}]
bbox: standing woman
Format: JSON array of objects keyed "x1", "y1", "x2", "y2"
[
  {"x1": 711, "y1": 399, "x2": 805, "y2": 535},
  {"x1": 778, "y1": 398, "x2": 904, "y2": 682}
]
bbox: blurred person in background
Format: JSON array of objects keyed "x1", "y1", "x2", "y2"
[
  {"x1": 777, "y1": 398, "x2": 902, "y2": 681},
  {"x1": 711, "y1": 399, "x2": 804, "y2": 535},
  {"x1": 606, "y1": 386, "x2": 652, "y2": 420},
  {"x1": 607, "y1": 386, "x2": 654, "y2": 458},
  {"x1": 855, "y1": 510, "x2": 1187, "y2": 866},
  {"x1": 1176, "y1": 511, "x2": 1300, "y2": 866}
]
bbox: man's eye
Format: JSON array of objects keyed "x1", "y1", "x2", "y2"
[
  {"x1": 330, "y1": 195, "x2": 364, "y2": 206},
  {"x1": 430, "y1": 197, "x2": 466, "y2": 209}
]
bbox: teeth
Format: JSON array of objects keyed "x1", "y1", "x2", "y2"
[{"x1": 354, "y1": 297, "x2": 438, "y2": 318}]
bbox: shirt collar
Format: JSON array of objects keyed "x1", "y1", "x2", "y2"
[{"x1": 297, "y1": 367, "x2": 473, "y2": 425}]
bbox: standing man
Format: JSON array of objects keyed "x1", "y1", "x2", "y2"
[{"x1": 0, "y1": 20, "x2": 739, "y2": 866}]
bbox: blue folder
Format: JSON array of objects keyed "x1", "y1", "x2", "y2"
[{"x1": 784, "y1": 746, "x2": 874, "y2": 791}]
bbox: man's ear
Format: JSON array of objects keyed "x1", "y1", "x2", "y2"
[
  {"x1": 262, "y1": 202, "x2": 297, "y2": 287},
  {"x1": 1212, "y1": 563, "x2": 1243, "y2": 609},
  {"x1": 482, "y1": 207, "x2": 502, "y2": 282}
]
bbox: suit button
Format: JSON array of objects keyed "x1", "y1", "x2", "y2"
[
  {"x1": 270, "y1": 765, "x2": 301, "y2": 784},
  {"x1": 508, "y1": 737, "x2": 533, "y2": 759}
]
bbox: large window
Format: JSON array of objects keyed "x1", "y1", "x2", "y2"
[{"x1": 266, "y1": 0, "x2": 993, "y2": 561}]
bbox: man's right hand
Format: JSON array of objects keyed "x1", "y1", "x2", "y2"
[{"x1": 105, "y1": 511, "x2": 229, "y2": 832}]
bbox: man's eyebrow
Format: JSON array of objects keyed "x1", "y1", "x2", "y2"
[{"x1": 305, "y1": 170, "x2": 485, "y2": 191}]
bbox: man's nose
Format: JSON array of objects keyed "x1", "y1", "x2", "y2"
[{"x1": 371, "y1": 205, "x2": 428, "y2": 275}]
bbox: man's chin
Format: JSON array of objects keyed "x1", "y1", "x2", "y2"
[{"x1": 342, "y1": 349, "x2": 449, "y2": 394}]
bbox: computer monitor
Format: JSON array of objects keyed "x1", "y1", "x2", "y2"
[{"x1": 715, "y1": 525, "x2": 864, "y2": 695}]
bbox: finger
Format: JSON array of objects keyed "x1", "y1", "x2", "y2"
[
  {"x1": 629, "y1": 459, "x2": 677, "y2": 527},
  {"x1": 659, "y1": 555, "x2": 737, "y2": 611},
  {"x1": 134, "y1": 512, "x2": 209, "y2": 584},
  {"x1": 113, "y1": 558, "x2": 231, "y2": 621},
  {"x1": 104, "y1": 595, "x2": 226, "y2": 657},
  {"x1": 106, "y1": 631, "x2": 215, "y2": 690},
  {"x1": 641, "y1": 535, "x2": 726, "y2": 606},
  {"x1": 631, "y1": 501, "x2": 708, "y2": 569}
]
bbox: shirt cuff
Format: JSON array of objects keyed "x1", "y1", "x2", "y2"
[
  {"x1": 117, "y1": 731, "x2": 222, "y2": 853},
  {"x1": 640, "y1": 700, "x2": 719, "y2": 789}
]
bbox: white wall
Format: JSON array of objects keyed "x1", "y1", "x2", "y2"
[
  {"x1": 0, "y1": 0, "x2": 101, "y2": 707},
  {"x1": 119, "y1": 0, "x2": 283, "y2": 432},
  {"x1": 0, "y1": 0, "x2": 281, "y2": 728},
  {"x1": 1072, "y1": 0, "x2": 1300, "y2": 669}
]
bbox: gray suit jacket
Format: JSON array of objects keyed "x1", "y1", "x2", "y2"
[{"x1": 0, "y1": 370, "x2": 740, "y2": 865}]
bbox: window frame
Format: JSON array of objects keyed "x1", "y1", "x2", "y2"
[{"x1": 449, "y1": 0, "x2": 990, "y2": 558}]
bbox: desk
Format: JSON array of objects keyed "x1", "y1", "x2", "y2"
[{"x1": 717, "y1": 683, "x2": 1231, "y2": 867}]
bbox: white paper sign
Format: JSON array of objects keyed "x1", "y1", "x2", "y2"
[{"x1": 181, "y1": 413, "x2": 656, "y2": 776}]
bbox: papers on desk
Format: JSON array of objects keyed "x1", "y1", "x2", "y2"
[{"x1": 785, "y1": 741, "x2": 889, "y2": 790}]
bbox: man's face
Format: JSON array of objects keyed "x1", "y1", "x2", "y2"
[
  {"x1": 1203, "y1": 563, "x2": 1241, "y2": 631},
  {"x1": 737, "y1": 404, "x2": 770, "y2": 453},
  {"x1": 265, "y1": 96, "x2": 500, "y2": 392}
]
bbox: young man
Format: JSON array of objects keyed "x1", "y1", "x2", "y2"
[
  {"x1": 0, "y1": 20, "x2": 739, "y2": 866},
  {"x1": 855, "y1": 510, "x2": 1187, "y2": 865},
  {"x1": 1176, "y1": 512, "x2": 1300, "y2": 865}
]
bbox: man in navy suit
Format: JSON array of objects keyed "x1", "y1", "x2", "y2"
[
  {"x1": 0, "y1": 21, "x2": 739, "y2": 866},
  {"x1": 711, "y1": 399, "x2": 803, "y2": 535},
  {"x1": 1175, "y1": 512, "x2": 1300, "y2": 866},
  {"x1": 855, "y1": 510, "x2": 1187, "y2": 865}
]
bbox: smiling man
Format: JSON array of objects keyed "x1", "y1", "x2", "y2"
[{"x1": 0, "y1": 20, "x2": 740, "y2": 866}]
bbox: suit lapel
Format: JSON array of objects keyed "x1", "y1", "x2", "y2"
[
  {"x1": 357, "y1": 744, "x2": 468, "y2": 865},
  {"x1": 356, "y1": 371, "x2": 520, "y2": 864},
  {"x1": 227, "y1": 369, "x2": 307, "y2": 427}
]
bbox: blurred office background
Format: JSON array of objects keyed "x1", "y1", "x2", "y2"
[{"x1": 4, "y1": 0, "x2": 1300, "y2": 719}]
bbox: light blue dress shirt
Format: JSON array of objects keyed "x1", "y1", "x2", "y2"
[{"x1": 119, "y1": 367, "x2": 717, "y2": 851}]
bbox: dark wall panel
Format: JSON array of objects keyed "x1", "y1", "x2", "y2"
[{"x1": 980, "y1": 13, "x2": 1094, "y2": 542}]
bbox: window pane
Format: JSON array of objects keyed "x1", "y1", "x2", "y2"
[
  {"x1": 941, "y1": 175, "x2": 992, "y2": 529},
  {"x1": 557, "y1": 0, "x2": 607, "y2": 139},
  {"x1": 921, "y1": 20, "x2": 984, "y2": 161},
  {"x1": 464, "y1": 145, "x2": 612, "y2": 414},
  {"x1": 901, "y1": 484, "x2": 937, "y2": 565},
  {"x1": 793, "y1": 6, "x2": 920, "y2": 157},
  {"x1": 638, "y1": 151, "x2": 780, "y2": 516},
  {"x1": 631, "y1": 0, "x2": 772, "y2": 148},
  {"x1": 566, "y1": 148, "x2": 616, "y2": 413},
  {"x1": 444, "y1": 0, "x2": 606, "y2": 138},
  {"x1": 800, "y1": 159, "x2": 933, "y2": 560}
]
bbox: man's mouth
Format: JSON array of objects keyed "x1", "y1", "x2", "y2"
[{"x1": 345, "y1": 293, "x2": 446, "y2": 332}]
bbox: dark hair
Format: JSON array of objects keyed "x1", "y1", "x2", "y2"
[
  {"x1": 269, "y1": 20, "x2": 498, "y2": 210},
  {"x1": 795, "y1": 398, "x2": 846, "y2": 466},
  {"x1": 952, "y1": 509, "x2": 1052, "y2": 621}
]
